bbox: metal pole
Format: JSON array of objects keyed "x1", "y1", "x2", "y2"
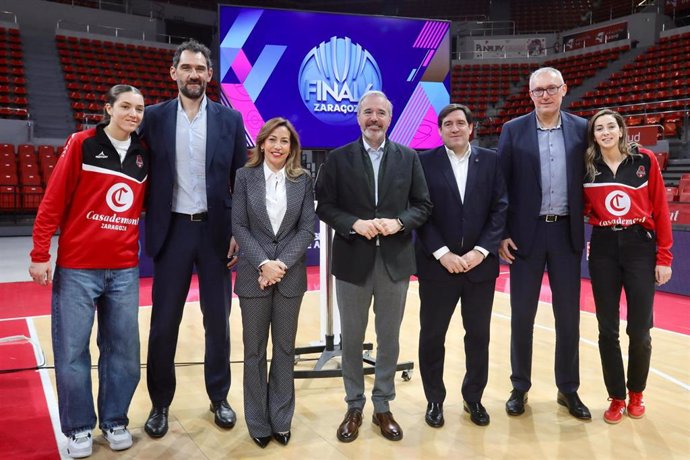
[{"x1": 324, "y1": 225, "x2": 335, "y2": 350}]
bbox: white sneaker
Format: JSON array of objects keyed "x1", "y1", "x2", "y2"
[
  {"x1": 103, "y1": 425, "x2": 133, "y2": 451},
  {"x1": 67, "y1": 430, "x2": 92, "y2": 458}
]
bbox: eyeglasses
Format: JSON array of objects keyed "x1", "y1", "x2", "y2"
[{"x1": 529, "y1": 85, "x2": 563, "y2": 97}]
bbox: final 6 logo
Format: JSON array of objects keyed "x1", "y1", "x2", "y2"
[
  {"x1": 298, "y1": 36, "x2": 382, "y2": 125},
  {"x1": 106, "y1": 183, "x2": 134, "y2": 213}
]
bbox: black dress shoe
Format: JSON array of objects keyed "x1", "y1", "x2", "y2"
[
  {"x1": 463, "y1": 401, "x2": 490, "y2": 426},
  {"x1": 144, "y1": 406, "x2": 169, "y2": 438},
  {"x1": 273, "y1": 431, "x2": 291, "y2": 445},
  {"x1": 425, "y1": 402, "x2": 444, "y2": 428},
  {"x1": 557, "y1": 391, "x2": 592, "y2": 420},
  {"x1": 252, "y1": 436, "x2": 272, "y2": 448},
  {"x1": 505, "y1": 389, "x2": 528, "y2": 416},
  {"x1": 210, "y1": 400, "x2": 237, "y2": 428}
]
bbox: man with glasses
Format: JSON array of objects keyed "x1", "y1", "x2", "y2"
[{"x1": 497, "y1": 67, "x2": 591, "y2": 420}]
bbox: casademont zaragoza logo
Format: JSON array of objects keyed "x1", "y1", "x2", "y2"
[{"x1": 106, "y1": 183, "x2": 134, "y2": 213}]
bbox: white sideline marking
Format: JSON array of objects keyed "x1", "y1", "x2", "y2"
[{"x1": 26, "y1": 317, "x2": 68, "y2": 459}]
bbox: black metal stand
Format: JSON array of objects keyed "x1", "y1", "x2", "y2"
[{"x1": 294, "y1": 224, "x2": 414, "y2": 381}]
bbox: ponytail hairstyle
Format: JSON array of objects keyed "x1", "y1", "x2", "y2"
[{"x1": 102, "y1": 84, "x2": 143, "y2": 124}]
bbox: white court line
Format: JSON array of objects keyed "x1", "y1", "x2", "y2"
[
  {"x1": 406, "y1": 285, "x2": 690, "y2": 391},
  {"x1": 488, "y1": 311, "x2": 690, "y2": 392},
  {"x1": 26, "y1": 317, "x2": 68, "y2": 459}
]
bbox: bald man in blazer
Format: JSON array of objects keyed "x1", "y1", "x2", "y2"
[{"x1": 498, "y1": 67, "x2": 590, "y2": 420}]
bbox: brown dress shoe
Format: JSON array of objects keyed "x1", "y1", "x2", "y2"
[
  {"x1": 337, "y1": 408, "x2": 362, "y2": 443},
  {"x1": 372, "y1": 412, "x2": 403, "y2": 441}
]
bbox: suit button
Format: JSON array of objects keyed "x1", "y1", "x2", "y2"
[{"x1": 273, "y1": 240, "x2": 278, "y2": 244}]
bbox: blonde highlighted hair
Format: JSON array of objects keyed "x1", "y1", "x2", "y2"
[{"x1": 246, "y1": 117, "x2": 305, "y2": 180}]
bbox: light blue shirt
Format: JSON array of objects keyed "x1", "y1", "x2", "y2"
[
  {"x1": 172, "y1": 96, "x2": 208, "y2": 214},
  {"x1": 537, "y1": 116, "x2": 569, "y2": 216},
  {"x1": 362, "y1": 137, "x2": 386, "y2": 205}
]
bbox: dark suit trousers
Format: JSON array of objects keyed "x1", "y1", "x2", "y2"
[
  {"x1": 240, "y1": 291, "x2": 303, "y2": 437},
  {"x1": 147, "y1": 214, "x2": 232, "y2": 407},
  {"x1": 419, "y1": 277, "x2": 495, "y2": 404},
  {"x1": 509, "y1": 218, "x2": 582, "y2": 393}
]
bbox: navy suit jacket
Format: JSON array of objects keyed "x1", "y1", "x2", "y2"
[
  {"x1": 497, "y1": 111, "x2": 587, "y2": 256},
  {"x1": 316, "y1": 138, "x2": 432, "y2": 283},
  {"x1": 141, "y1": 98, "x2": 247, "y2": 259},
  {"x1": 415, "y1": 145, "x2": 508, "y2": 283}
]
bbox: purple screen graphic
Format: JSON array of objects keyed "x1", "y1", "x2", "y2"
[{"x1": 218, "y1": 6, "x2": 450, "y2": 149}]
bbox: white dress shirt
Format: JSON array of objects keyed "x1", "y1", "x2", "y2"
[
  {"x1": 432, "y1": 144, "x2": 489, "y2": 260},
  {"x1": 362, "y1": 137, "x2": 385, "y2": 205}
]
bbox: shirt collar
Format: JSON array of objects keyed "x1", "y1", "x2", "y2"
[
  {"x1": 444, "y1": 143, "x2": 471, "y2": 161},
  {"x1": 263, "y1": 161, "x2": 286, "y2": 182},
  {"x1": 362, "y1": 137, "x2": 386, "y2": 153},
  {"x1": 536, "y1": 113, "x2": 562, "y2": 130},
  {"x1": 176, "y1": 95, "x2": 208, "y2": 115}
]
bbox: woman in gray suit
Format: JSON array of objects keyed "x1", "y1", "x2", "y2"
[{"x1": 232, "y1": 117, "x2": 315, "y2": 448}]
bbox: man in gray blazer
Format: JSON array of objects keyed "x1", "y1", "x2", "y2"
[{"x1": 316, "y1": 90, "x2": 432, "y2": 443}]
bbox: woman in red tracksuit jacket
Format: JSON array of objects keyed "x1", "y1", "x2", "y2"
[
  {"x1": 29, "y1": 85, "x2": 148, "y2": 458},
  {"x1": 583, "y1": 108, "x2": 673, "y2": 425}
]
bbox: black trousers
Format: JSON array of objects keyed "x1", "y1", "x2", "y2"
[
  {"x1": 588, "y1": 225, "x2": 656, "y2": 400},
  {"x1": 147, "y1": 215, "x2": 232, "y2": 407},
  {"x1": 418, "y1": 277, "x2": 495, "y2": 404}
]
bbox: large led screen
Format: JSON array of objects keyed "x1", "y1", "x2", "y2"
[{"x1": 218, "y1": 5, "x2": 450, "y2": 149}]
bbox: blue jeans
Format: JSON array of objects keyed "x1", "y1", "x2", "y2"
[{"x1": 51, "y1": 266, "x2": 141, "y2": 436}]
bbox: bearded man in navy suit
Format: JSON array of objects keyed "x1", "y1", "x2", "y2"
[
  {"x1": 416, "y1": 104, "x2": 507, "y2": 428},
  {"x1": 140, "y1": 39, "x2": 247, "y2": 438}
]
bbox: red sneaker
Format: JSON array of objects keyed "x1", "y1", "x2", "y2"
[
  {"x1": 603, "y1": 398, "x2": 626, "y2": 424},
  {"x1": 627, "y1": 391, "x2": 645, "y2": 418}
]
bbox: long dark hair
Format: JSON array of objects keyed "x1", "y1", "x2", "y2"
[{"x1": 102, "y1": 84, "x2": 143, "y2": 124}]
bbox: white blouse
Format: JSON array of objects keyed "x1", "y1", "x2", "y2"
[{"x1": 263, "y1": 161, "x2": 287, "y2": 235}]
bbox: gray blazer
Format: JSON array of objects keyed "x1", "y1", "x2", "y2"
[{"x1": 232, "y1": 165, "x2": 315, "y2": 298}]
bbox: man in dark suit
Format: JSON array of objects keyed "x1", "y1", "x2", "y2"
[
  {"x1": 140, "y1": 39, "x2": 247, "y2": 438},
  {"x1": 416, "y1": 104, "x2": 507, "y2": 428},
  {"x1": 497, "y1": 67, "x2": 591, "y2": 420},
  {"x1": 316, "y1": 90, "x2": 432, "y2": 443}
]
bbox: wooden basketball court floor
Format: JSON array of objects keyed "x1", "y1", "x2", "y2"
[{"x1": 0, "y1": 236, "x2": 688, "y2": 459}]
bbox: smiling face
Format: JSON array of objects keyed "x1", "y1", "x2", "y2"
[
  {"x1": 261, "y1": 125, "x2": 292, "y2": 172},
  {"x1": 439, "y1": 109, "x2": 473, "y2": 154},
  {"x1": 357, "y1": 94, "x2": 392, "y2": 149},
  {"x1": 592, "y1": 114, "x2": 624, "y2": 154},
  {"x1": 105, "y1": 91, "x2": 145, "y2": 139},
  {"x1": 529, "y1": 70, "x2": 567, "y2": 121},
  {"x1": 171, "y1": 50, "x2": 212, "y2": 100}
]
